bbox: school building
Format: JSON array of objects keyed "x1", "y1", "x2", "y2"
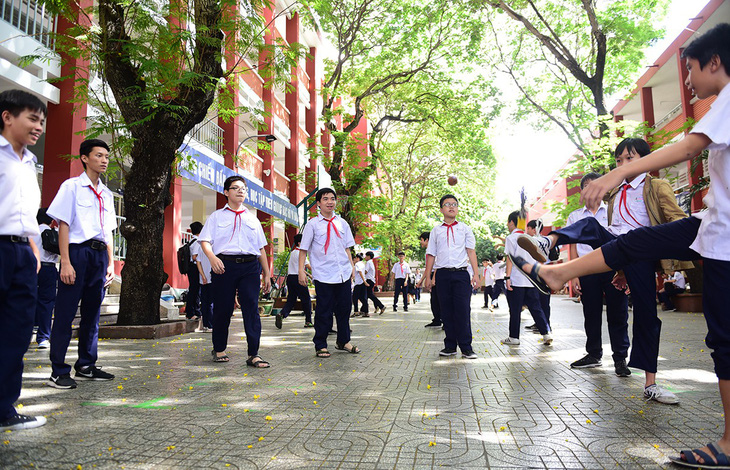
[
  {"x1": 0, "y1": 0, "x2": 376, "y2": 289},
  {"x1": 528, "y1": 0, "x2": 729, "y2": 238}
]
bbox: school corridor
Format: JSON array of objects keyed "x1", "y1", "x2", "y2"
[{"x1": 1, "y1": 293, "x2": 716, "y2": 469}]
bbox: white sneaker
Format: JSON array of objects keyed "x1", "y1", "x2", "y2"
[
  {"x1": 517, "y1": 235, "x2": 551, "y2": 263},
  {"x1": 37, "y1": 340, "x2": 50, "y2": 349},
  {"x1": 542, "y1": 333, "x2": 553, "y2": 345},
  {"x1": 501, "y1": 337, "x2": 520, "y2": 345},
  {"x1": 643, "y1": 384, "x2": 679, "y2": 404}
]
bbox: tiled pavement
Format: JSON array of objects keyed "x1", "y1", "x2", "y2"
[{"x1": 1, "y1": 293, "x2": 718, "y2": 469}]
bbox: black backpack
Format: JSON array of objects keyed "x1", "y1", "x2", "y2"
[
  {"x1": 41, "y1": 227, "x2": 60, "y2": 255},
  {"x1": 177, "y1": 240, "x2": 194, "y2": 275}
]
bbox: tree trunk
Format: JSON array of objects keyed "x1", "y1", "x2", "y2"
[{"x1": 116, "y1": 137, "x2": 180, "y2": 325}]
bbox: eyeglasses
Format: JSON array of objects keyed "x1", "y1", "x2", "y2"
[
  {"x1": 442, "y1": 202, "x2": 458, "y2": 208},
  {"x1": 227, "y1": 186, "x2": 246, "y2": 192}
]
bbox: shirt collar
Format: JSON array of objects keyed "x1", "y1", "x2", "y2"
[
  {"x1": 224, "y1": 203, "x2": 248, "y2": 213},
  {"x1": 510, "y1": 228, "x2": 523, "y2": 235},
  {"x1": 582, "y1": 201, "x2": 607, "y2": 215},
  {"x1": 79, "y1": 171, "x2": 108, "y2": 193},
  {"x1": 0, "y1": 135, "x2": 36, "y2": 164},
  {"x1": 317, "y1": 213, "x2": 338, "y2": 221},
  {"x1": 623, "y1": 172, "x2": 646, "y2": 190}
]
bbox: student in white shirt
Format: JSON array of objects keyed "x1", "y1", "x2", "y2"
[
  {"x1": 657, "y1": 269, "x2": 686, "y2": 311},
  {"x1": 0, "y1": 89, "x2": 47, "y2": 430},
  {"x1": 390, "y1": 251, "x2": 411, "y2": 311},
  {"x1": 352, "y1": 254, "x2": 369, "y2": 317},
  {"x1": 514, "y1": 23, "x2": 730, "y2": 466},
  {"x1": 275, "y1": 233, "x2": 313, "y2": 329},
  {"x1": 490, "y1": 255, "x2": 506, "y2": 308},
  {"x1": 199, "y1": 175, "x2": 271, "y2": 367},
  {"x1": 363, "y1": 251, "x2": 385, "y2": 314},
  {"x1": 191, "y1": 235, "x2": 213, "y2": 333},
  {"x1": 299, "y1": 188, "x2": 359, "y2": 357},
  {"x1": 503, "y1": 211, "x2": 552, "y2": 346},
  {"x1": 185, "y1": 221, "x2": 203, "y2": 321},
  {"x1": 480, "y1": 259, "x2": 494, "y2": 310},
  {"x1": 47, "y1": 139, "x2": 117, "y2": 390},
  {"x1": 32, "y1": 209, "x2": 59, "y2": 349},
  {"x1": 417, "y1": 231, "x2": 441, "y2": 328},
  {"x1": 424, "y1": 194, "x2": 480, "y2": 359}
]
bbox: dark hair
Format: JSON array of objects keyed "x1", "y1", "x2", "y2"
[
  {"x1": 526, "y1": 220, "x2": 537, "y2": 229},
  {"x1": 316, "y1": 187, "x2": 336, "y2": 202},
  {"x1": 294, "y1": 233, "x2": 303, "y2": 245},
  {"x1": 580, "y1": 172, "x2": 602, "y2": 189},
  {"x1": 481, "y1": 258, "x2": 489, "y2": 262},
  {"x1": 224, "y1": 175, "x2": 246, "y2": 191},
  {"x1": 0, "y1": 90, "x2": 46, "y2": 131},
  {"x1": 365, "y1": 251, "x2": 374, "y2": 259},
  {"x1": 682, "y1": 23, "x2": 730, "y2": 73},
  {"x1": 614, "y1": 138, "x2": 650, "y2": 159},
  {"x1": 397, "y1": 251, "x2": 405, "y2": 256},
  {"x1": 189, "y1": 221, "x2": 203, "y2": 235},
  {"x1": 79, "y1": 139, "x2": 110, "y2": 170},
  {"x1": 497, "y1": 253, "x2": 504, "y2": 261},
  {"x1": 508, "y1": 211, "x2": 519, "y2": 226},
  {"x1": 439, "y1": 194, "x2": 458, "y2": 207},
  {"x1": 419, "y1": 231, "x2": 430, "y2": 241},
  {"x1": 355, "y1": 254, "x2": 363, "y2": 261},
  {"x1": 37, "y1": 208, "x2": 53, "y2": 225}
]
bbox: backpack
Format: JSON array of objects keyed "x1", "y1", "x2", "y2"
[
  {"x1": 41, "y1": 227, "x2": 60, "y2": 255},
  {"x1": 177, "y1": 240, "x2": 194, "y2": 275}
]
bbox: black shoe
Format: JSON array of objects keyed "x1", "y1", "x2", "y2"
[
  {"x1": 275, "y1": 313, "x2": 283, "y2": 329},
  {"x1": 47, "y1": 374, "x2": 77, "y2": 389},
  {"x1": 393, "y1": 306, "x2": 397, "y2": 312},
  {"x1": 424, "y1": 321, "x2": 442, "y2": 328},
  {"x1": 462, "y1": 350, "x2": 478, "y2": 359},
  {"x1": 524, "y1": 323, "x2": 537, "y2": 330},
  {"x1": 328, "y1": 329, "x2": 337, "y2": 335},
  {"x1": 304, "y1": 322, "x2": 314, "y2": 328},
  {"x1": 439, "y1": 348, "x2": 457, "y2": 356},
  {"x1": 570, "y1": 354, "x2": 602, "y2": 369},
  {"x1": 404, "y1": 308, "x2": 408, "y2": 312},
  {"x1": 75, "y1": 365, "x2": 115, "y2": 381},
  {"x1": 361, "y1": 312, "x2": 370, "y2": 317},
  {"x1": 0, "y1": 414, "x2": 47, "y2": 431},
  {"x1": 614, "y1": 359, "x2": 631, "y2": 377}
]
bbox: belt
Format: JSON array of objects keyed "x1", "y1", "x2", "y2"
[
  {"x1": 218, "y1": 254, "x2": 258, "y2": 263},
  {"x1": 41, "y1": 261, "x2": 56, "y2": 267},
  {"x1": 74, "y1": 240, "x2": 107, "y2": 251},
  {"x1": 0, "y1": 235, "x2": 29, "y2": 244},
  {"x1": 440, "y1": 267, "x2": 467, "y2": 272}
]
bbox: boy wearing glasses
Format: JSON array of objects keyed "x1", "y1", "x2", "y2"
[
  {"x1": 198, "y1": 176, "x2": 271, "y2": 367},
  {"x1": 424, "y1": 195, "x2": 479, "y2": 359}
]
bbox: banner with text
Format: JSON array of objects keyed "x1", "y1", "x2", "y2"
[{"x1": 178, "y1": 145, "x2": 300, "y2": 226}]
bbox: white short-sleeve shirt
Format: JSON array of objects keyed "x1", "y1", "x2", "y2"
[
  {"x1": 354, "y1": 260, "x2": 366, "y2": 285},
  {"x1": 689, "y1": 85, "x2": 730, "y2": 261},
  {"x1": 191, "y1": 242, "x2": 212, "y2": 284},
  {"x1": 365, "y1": 259, "x2": 377, "y2": 283},
  {"x1": 391, "y1": 261, "x2": 411, "y2": 279},
  {"x1": 47, "y1": 172, "x2": 117, "y2": 245},
  {"x1": 505, "y1": 229, "x2": 537, "y2": 288},
  {"x1": 566, "y1": 203, "x2": 608, "y2": 257},
  {"x1": 493, "y1": 261, "x2": 506, "y2": 280},
  {"x1": 672, "y1": 271, "x2": 686, "y2": 289},
  {"x1": 0, "y1": 136, "x2": 41, "y2": 238},
  {"x1": 198, "y1": 204, "x2": 267, "y2": 256},
  {"x1": 482, "y1": 265, "x2": 494, "y2": 287},
  {"x1": 300, "y1": 213, "x2": 355, "y2": 283},
  {"x1": 426, "y1": 220, "x2": 476, "y2": 269},
  {"x1": 608, "y1": 173, "x2": 650, "y2": 237},
  {"x1": 287, "y1": 248, "x2": 303, "y2": 276}
]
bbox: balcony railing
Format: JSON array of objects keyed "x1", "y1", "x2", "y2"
[
  {"x1": 189, "y1": 119, "x2": 224, "y2": 155},
  {"x1": 1, "y1": 0, "x2": 56, "y2": 49}
]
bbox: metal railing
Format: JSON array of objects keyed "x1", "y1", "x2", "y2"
[
  {"x1": 189, "y1": 119, "x2": 224, "y2": 155},
  {"x1": 112, "y1": 216, "x2": 127, "y2": 260},
  {"x1": 1, "y1": 0, "x2": 56, "y2": 49}
]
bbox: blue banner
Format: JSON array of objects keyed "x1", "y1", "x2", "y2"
[{"x1": 178, "y1": 145, "x2": 300, "y2": 226}]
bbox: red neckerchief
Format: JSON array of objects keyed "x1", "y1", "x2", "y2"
[
  {"x1": 443, "y1": 221, "x2": 458, "y2": 246},
  {"x1": 618, "y1": 183, "x2": 642, "y2": 228},
  {"x1": 225, "y1": 207, "x2": 247, "y2": 241},
  {"x1": 399, "y1": 261, "x2": 405, "y2": 276},
  {"x1": 513, "y1": 229, "x2": 524, "y2": 234},
  {"x1": 88, "y1": 185, "x2": 105, "y2": 233},
  {"x1": 323, "y1": 216, "x2": 341, "y2": 254}
]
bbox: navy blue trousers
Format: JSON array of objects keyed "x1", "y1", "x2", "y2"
[
  {"x1": 579, "y1": 271, "x2": 630, "y2": 362},
  {"x1": 35, "y1": 263, "x2": 57, "y2": 343},
  {"x1": 435, "y1": 270, "x2": 472, "y2": 352},
  {"x1": 393, "y1": 278, "x2": 408, "y2": 308},
  {"x1": 186, "y1": 271, "x2": 201, "y2": 319},
  {"x1": 366, "y1": 280, "x2": 384, "y2": 310},
  {"x1": 658, "y1": 283, "x2": 684, "y2": 310},
  {"x1": 505, "y1": 286, "x2": 550, "y2": 338},
  {"x1": 0, "y1": 240, "x2": 36, "y2": 420},
  {"x1": 552, "y1": 217, "x2": 664, "y2": 372},
  {"x1": 313, "y1": 280, "x2": 351, "y2": 350},
  {"x1": 539, "y1": 292, "x2": 551, "y2": 326},
  {"x1": 352, "y1": 283, "x2": 368, "y2": 314},
  {"x1": 483, "y1": 286, "x2": 492, "y2": 307},
  {"x1": 211, "y1": 259, "x2": 261, "y2": 356},
  {"x1": 491, "y1": 279, "x2": 505, "y2": 302},
  {"x1": 200, "y1": 282, "x2": 213, "y2": 329},
  {"x1": 281, "y1": 274, "x2": 312, "y2": 322},
  {"x1": 51, "y1": 244, "x2": 107, "y2": 376},
  {"x1": 430, "y1": 281, "x2": 442, "y2": 324}
]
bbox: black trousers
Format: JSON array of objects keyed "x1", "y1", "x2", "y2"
[
  {"x1": 483, "y1": 285, "x2": 493, "y2": 306},
  {"x1": 658, "y1": 283, "x2": 685, "y2": 310},
  {"x1": 393, "y1": 278, "x2": 408, "y2": 308},
  {"x1": 505, "y1": 286, "x2": 549, "y2": 338},
  {"x1": 366, "y1": 280, "x2": 384, "y2": 310},
  {"x1": 491, "y1": 279, "x2": 505, "y2": 301},
  {"x1": 186, "y1": 271, "x2": 201, "y2": 319},
  {"x1": 280, "y1": 274, "x2": 312, "y2": 322},
  {"x1": 579, "y1": 271, "x2": 629, "y2": 361},
  {"x1": 352, "y1": 283, "x2": 368, "y2": 314}
]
